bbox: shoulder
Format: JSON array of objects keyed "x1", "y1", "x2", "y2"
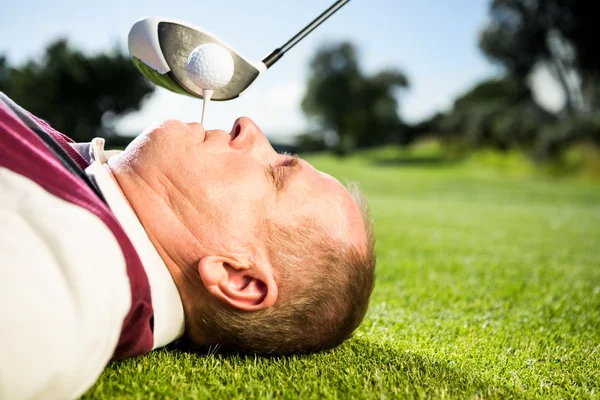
[
  {"x1": 0, "y1": 166, "x2": 132, "y2": 399},
  {"x1": 0, "y1": 166, "x2": 132, "y2": 314}
]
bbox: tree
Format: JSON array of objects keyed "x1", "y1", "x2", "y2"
[
  {"x1": 439, "y1": 77, "x2": 555, "y2": 151},
  {"x1": 301, "y1": 42, "x2": 409, "y2": 155},
  {"x1": 0, "y1": 39, "x2": 154, "y2": 142},
  {"x1": 479, "y1": 0, "x2": 600, "y2": 117}
]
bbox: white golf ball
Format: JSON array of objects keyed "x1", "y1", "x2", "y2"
[{"x1": 186, "y1": 43, "x2": 235, "y2": 90}]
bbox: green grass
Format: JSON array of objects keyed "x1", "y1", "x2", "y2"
[{"x1": 83, "y1": 147, "x2": 600, "y2": 399}]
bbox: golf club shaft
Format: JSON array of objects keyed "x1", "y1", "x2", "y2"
[{"x1": 262, "y1": 0, "x2": 350, "y2": 68}]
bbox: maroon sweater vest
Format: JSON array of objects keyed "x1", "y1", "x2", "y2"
[{"x1": 0, "y1": 94, "x2": 154, "y2": 360}]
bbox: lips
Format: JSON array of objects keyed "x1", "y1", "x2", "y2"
[{"x1": 187, "y1": 122, "x2": 207, "y2": 142}]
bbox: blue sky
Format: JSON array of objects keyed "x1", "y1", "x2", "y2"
[{"x1": 1, "y1": 0, "x2": 533, "y2": 137}]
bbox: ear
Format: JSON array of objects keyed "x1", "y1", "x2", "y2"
[{"x1": 197, "y1": 255, "x2": 278, "y2": 311}]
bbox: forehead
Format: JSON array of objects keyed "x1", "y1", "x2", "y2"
[{"x1": 274, "y1": 161, "x2": 366, "y2": 249}]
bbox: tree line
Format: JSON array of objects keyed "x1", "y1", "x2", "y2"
[
  {"x1": 301, "y1": 0, "x2": 600, "y2": 159},
  {"x1": 0, "y1": 40, "x2": 153, "y2": 142}
]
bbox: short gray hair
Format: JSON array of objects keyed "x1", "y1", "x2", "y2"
[{"x1": 187, "y1": 182, "x2": 376, "y2": 355}]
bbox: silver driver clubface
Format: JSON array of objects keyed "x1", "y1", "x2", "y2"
[
  {"x1": 128, "y1": 0, "x2": 351, "y2": 101},
  {"x1": 129, "y1": 17, "x2": 264, "y2": 101}
]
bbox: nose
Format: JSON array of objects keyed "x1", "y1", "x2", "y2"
[{"x1": 229, "y1": 117, "x2": 270, "y2": 151}]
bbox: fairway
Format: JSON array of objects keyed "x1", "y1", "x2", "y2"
[{"x1": 83, "y1": 148, "x2": 600, "y2": 399}]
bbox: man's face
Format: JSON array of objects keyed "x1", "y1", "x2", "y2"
[{"x1": 121, "y1": 117, "x2": 366, "y2": 260}]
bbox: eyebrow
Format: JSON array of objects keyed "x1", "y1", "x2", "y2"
[
  {"x1": 286, "y1": 153, "x2": 300, "y2": 165},
  {"x1": 286, "y1": 153, "x2": 302, "y2": 171}
]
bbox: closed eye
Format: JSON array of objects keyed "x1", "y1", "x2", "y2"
[{"x1": 270, "y1": 154, "x2": 300, "y2": 189}]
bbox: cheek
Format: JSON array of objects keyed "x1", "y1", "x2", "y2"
[
  {"x1": 196, "y1": 187, "x2": 266, "y2": 256},
  {"x1": 203, "y1": 153, "x2": 270, "y2": 197},
  {"x1": 205, "y1": 180, "x2": 267, "y2": 226},
  {"x1": 190, "y1": 156, "x2": 271, "y2": 233}
]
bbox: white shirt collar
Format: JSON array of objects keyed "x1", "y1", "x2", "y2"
[{"x1": 85, "y1": 138, "x2": 185, "y2": 349}]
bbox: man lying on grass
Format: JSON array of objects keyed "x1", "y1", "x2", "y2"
[{"x1": 0, "y1": 91, "x2": 376, "y2": 400}]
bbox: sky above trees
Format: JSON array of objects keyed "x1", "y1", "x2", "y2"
[{"x1": 0, "y1": 0, "x2": 564, "y2": 136}]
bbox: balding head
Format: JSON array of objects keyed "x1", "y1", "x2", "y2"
[{"x1": 186, "y1": 181, "x2": 375, "y2": 355}]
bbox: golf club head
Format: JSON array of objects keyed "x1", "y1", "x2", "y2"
[{"x1": 128, "y1": 17, "x2": 266, "y2": 101}]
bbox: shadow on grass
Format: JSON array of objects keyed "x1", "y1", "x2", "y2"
[
  {"x1": 344, "y1": 340, "x2": 523, "y2": 398},
  {"x1": 370, "y1": 154, "x2": 458, "y2": 168},
  {"x1": 164, "y1": 339, "x2": 523, "y2": 398}
]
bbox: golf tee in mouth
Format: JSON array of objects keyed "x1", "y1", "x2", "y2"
[
  {"x1": 185, "y1": 43, "x2": 235, "y2": 126},
  {"x1": 201, "y1": 89, "x2": 213, "y2": 126}
]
